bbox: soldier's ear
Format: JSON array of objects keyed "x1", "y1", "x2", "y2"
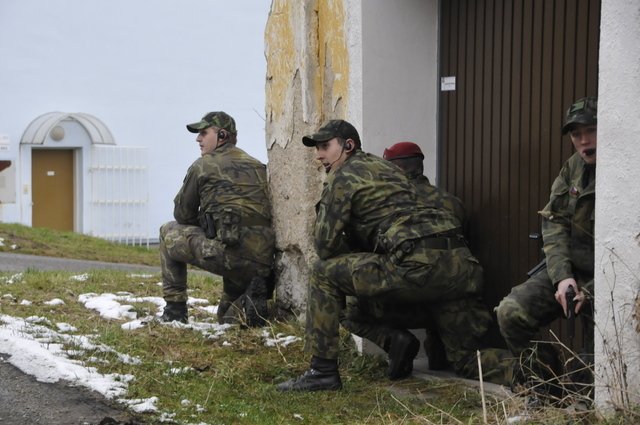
[{"x1": 344, "y1": 140, "x2": 354, "y2": 151}]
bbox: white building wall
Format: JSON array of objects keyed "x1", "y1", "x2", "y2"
[
  {"x1": 595, "y1": 0, "x2": 640, "y2": 411},
  {"x1": 346, "y1": 0, "x2": 363, "y2": 133},
  {"x1": 362, "y1": 0, "x2": 439, "y2": 181},
  {"x1": 0, "y1": 0, "x2": 270, "y2": 239},
  {"x1": 354, "y1": 0, "x2": 439, "y2": 358}
]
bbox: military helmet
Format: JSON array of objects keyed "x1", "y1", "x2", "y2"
[
  {"x1": 383, "y1": 141, "x2": 424, "y2": 161},
  {"x1": 561, "y1": 96, "x2": 597, "y2": 134}
]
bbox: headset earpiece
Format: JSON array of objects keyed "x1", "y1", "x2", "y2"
[
  {"x1": 345, "y1": 141, "x2": 353, "y2": 151},
  {"x1": 218, "y1": 130, "x2": 227, "y2": 140}
]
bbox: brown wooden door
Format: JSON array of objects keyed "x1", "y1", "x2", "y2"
[
  {"x1": 32, "y1": 149, "x2": 75, "y2": 231},
  {"x1": 438, "y1": 0, "x2": 600, "y2": 310}
]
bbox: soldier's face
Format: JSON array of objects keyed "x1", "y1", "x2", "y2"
[
  {"x1": 315, "y1": 138, "x2": 346, "y2": 172},
  {"x1": 197, "y1": 127, "x2": 220, "y2": 155},
  {"x1": 569, "y1": 124, "x2": 597, "y2": 165}
]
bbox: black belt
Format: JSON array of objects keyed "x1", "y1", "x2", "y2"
[
  {"x1": 240, "y1": 216, "x2": 270, "y2": 227},
  {"x1": 421, "y1": 236, "x2": 467, "y2": 250}
]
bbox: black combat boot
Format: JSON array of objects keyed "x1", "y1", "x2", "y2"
[
  {"x1": 276, "y1": 356, "x2": 342, "y2": 392},
  {"x1": 424, "y1": 329, "x2": 449, "y2": 371},
  {"x1": 386, "y1": 330, "x2": 420, "y2": 380},
  {"x1": 244, "y1": 276, "x2": 269, "y2": 327},
  {"x1": 217, "y1": 299, "x2": 232, "y2": 323},
  {"x1": 218, "y1": 296, "x2": 247, "y2": 325},
  {"x1": 217, "y1": 292, "x2": 235, "y2": 324},
  {"x1": 160, "y1": 301, "x2": 188, "y2": 324},
  {"x1": 514, "y1": 344, "x2": 564, "y2": 408},
  {"x1": 565, "y1": 352, "x2": 594, "y2": 402}
]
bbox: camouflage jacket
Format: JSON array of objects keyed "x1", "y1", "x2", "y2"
[
  {"x1": 539, "y1": 152, "x2": 595, "y2": 285},
  {"x1": 173, "y1": 142, "x2": 274, "y2": 265},
  {"x1": 314, "y1": 150, "x2": 460, "y2": 260},
  {"x1": 412, "y1": 175, "x2": 466, "y2": 229}
]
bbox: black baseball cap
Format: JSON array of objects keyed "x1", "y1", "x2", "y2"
[{"x1": 302, "y1": 119, "x2": 361, "y2": 147}]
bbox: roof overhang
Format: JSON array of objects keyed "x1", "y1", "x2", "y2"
[{"x1": 20, "y1": 112, "x2": 115, "y2": 145}]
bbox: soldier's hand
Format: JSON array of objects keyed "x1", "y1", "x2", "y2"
[
  {"x1": 555, "y1": 278, "x2": 579, "y2": 316},
  {"x1": 573, "y1": 289, "x2": 586, "y2": 315}
]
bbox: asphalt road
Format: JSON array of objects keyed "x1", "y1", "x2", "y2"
[
  {"x1": 0, "y1": 253, "x2": 156, "y2": 425},
  {"x1": 0, "y1": 354, "x2": 141, "y2": 425},
  {"x1": 0, "y1": 252, "x2": 162, "y2": 273}
]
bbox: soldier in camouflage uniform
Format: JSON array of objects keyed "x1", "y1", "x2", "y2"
[
  {"x1": 496, "y1": 97, "x2": 597, "y2": 402},
  {"x1": 159, "y1": 111, "x2": 275, "y2": 326},
  {"x1": 341, "y1": 141, "x2": 466, "y2": 372},
  {"x1": 383, "y1": 141, "x2": 465, "y2": 227},
  {"x1": 277, "y1": 120, "x2": 515, "y2": 392}
]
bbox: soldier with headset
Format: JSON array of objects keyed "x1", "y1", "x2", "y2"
[
  {"x1": 276, "y1": 119, "x2": 514, "y2": 392},
  {"x1": 158, "y1": 111, "x2": 275, "y2": 326},
  {"x1": 496, "y1": 97, "x2": 598, "y2": 404}
]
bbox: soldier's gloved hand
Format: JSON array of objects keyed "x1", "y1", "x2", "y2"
[{"x1": 555, "y1": 278, "x2": 582, "y2": 316}]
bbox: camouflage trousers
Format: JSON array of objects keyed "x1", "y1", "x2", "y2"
[
  {"x1": 495, "y1": 268, "x2": 594, "y2": 385},
  {"x1": 159, "y1": 221, "x2": 271, "y2": 303},
  {"x1": 305, "y1": 244, "x2": 516, "y2": 386}
]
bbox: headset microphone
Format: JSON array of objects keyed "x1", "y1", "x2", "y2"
[
  {"x1": 325, "y1": 141, "x2": 351, "y2": 171},
  {"x1": 325, "y1": 150, "x2": 344, "y2": 171},
  {"x1": 213, "y1": 129, "x2": 227, "y2": 152}
]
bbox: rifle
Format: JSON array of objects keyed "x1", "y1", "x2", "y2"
[
  {"x1": 526, "y1": 259, "x2": 546, "y2": 278},
  {"x1": 527, "y1": 232, "x2": 546, "y2": 278}
]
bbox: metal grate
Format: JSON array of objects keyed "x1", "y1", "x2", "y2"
[{"x1": 89, "y1": 145, "x2": 149, "y2": 246}]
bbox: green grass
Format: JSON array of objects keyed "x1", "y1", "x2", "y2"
[
  {"x1": 0, "y1": 269, "x2": 497, "y2": 424},
  {"x1": 1, "y1": 223, "x2": 637, "y2": 424},
  {"x1": 0, "y1": 223, "x2": 160, "y2": 265},
  {"x1": 3, "y1": 269, "x2": 627, "y2": 425}
]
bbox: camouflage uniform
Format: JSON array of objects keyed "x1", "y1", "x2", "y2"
[
  {"x1": 307, "y1": 150, "x2": 514, "y2": 385},
  {"x1": 340, "y1": 170, "x2": 467, "y2": 369},
  {"x1": 160, "y1": 142, "x2": 275, "y2": 306},
  {"x1": 496, "y1": 152, "x2": 595, "y2": 378},
  {"x1": 412, "y1": 174, "x2": 466, "y2": 228}
]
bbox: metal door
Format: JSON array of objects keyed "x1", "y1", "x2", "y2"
[
  {"x1": 32, "y1": 149, "x2": 74, "y2": 231},
  {"x1": 439, "y1": 0, "x2": 600, "y2": 309}
]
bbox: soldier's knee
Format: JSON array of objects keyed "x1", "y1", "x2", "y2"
[
  {"x1": 159, "y1": 221, "x2": 177, "y2": 240},
  {"x1": 310, "y1": 259, "x2": 325, "y2": 274},
  {"x1": 496, "y1": 296, "x2": 539, "y2": 340},
  {"x1": 495, "y1": 296, "x2": 518, "y2": 330}
]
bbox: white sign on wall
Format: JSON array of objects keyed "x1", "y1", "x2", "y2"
[{"x1": 441, "y1": 76, "x2": 456, "y2": 91}]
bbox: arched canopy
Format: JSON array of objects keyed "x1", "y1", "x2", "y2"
[{"x1": 20, "y1": 112, "x2": 115, "y2": 145}]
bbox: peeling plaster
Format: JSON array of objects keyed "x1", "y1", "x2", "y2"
[
  {"x1": 265, "y1": 0, "x2": 297, "y2": 150},
  {"x1": 265, "y1": 0, "x2": 352, "y2": 313}
]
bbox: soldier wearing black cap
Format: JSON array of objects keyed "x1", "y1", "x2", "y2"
[
  {"x1": 276, "y1": 119, "x2": 515, "y2": 392},
  {"x1": 496, "y1": 97, "x2": 598, "y2": 404},
  {"x1": 158, "y1": 111, "x2": 275, "y2": 326}
]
